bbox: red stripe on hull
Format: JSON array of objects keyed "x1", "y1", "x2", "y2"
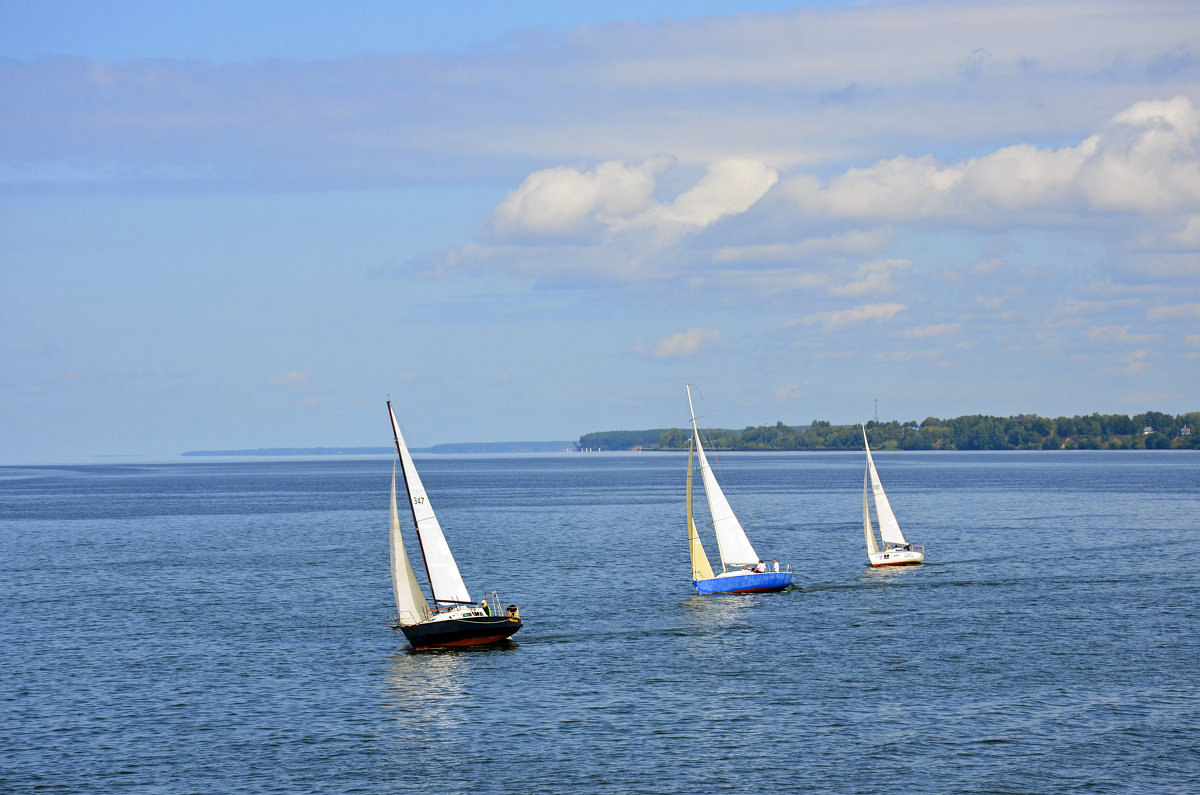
[
  {"x1": 723, "y1": 586, "x2": 791, "y2": 594},
  {"x1": 870, "y1": 560, "x2": 923, "y2": 567}
]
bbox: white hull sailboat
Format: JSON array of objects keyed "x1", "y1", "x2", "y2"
[
  {"x1": 387, "y1": 400, "x2": 522, "y2": 650},
  {"x1": 862, "y1": 423, "x2": 924, "y2": 567},
  {"x1": 687, "y1": 385, "x2": 793, "y2": 595}
]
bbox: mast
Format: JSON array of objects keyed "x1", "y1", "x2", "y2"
[{"x1": 388, "y1": 401, "x2": 474, "y2": 606}]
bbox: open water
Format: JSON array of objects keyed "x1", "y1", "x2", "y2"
[{"x1": 1, "y1": 451, "x2": 1198, "y2": 793}]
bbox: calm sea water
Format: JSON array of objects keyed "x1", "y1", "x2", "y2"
[{"x1": 2, "y1": 451, "x2": 1198, "y2": 793}]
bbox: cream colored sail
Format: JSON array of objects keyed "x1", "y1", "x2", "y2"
[
  {"x1": 862, "y1": 463, "x2": 880, "y2": 556},
  {"x1": 687, "y1": 385, "x2": 759, "y2": 568},
  {"x1": 388, "y1": 402, "x2": 474, "y2": 605},
  {"x1": 390, "y1": 461, "x2": 432, "y2": 626},
  {"x1": 862, "y1": 424, "x2": 907, "y2": 547},
  {"x1": 687, "y1": 439, "x2": 716, "y2": 581}
]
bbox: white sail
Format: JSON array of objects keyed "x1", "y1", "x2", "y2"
[
  {"x1": 863, "y1": 424, "x2": 907, "y2": 547},
  {"x1": 390, "y1": 461, "x2": 432, "y2": 626},
  {"x1": 862, "y1": 462, "x2": 880, "y2": 555},
  {"x1": 687, "y1": 385, "x2": 759, "y2": 568},
  {"x1": 388, "y1": 402, "x2": 474, "y2": 605}
]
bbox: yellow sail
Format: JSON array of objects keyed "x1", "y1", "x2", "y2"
[{"x1": 687, "y1": 439, "x2": 715, "y2": 581}]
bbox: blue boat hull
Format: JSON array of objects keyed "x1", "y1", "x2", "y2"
[{"x1": 694, "y1": 571, "x2": 793, "y2": 595}]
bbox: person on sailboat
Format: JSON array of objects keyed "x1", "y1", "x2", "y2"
[
  {"x1": 772, "y1": 558, "x2": 779, "y2": 573},
  {"x1": 754, "y1": 560, "x2": 766, "y2": 573},
  {"x1": 481, "y1": 598, "x2": 490, "y2": 616}
]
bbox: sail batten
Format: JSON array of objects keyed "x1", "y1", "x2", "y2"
[
  {"x1": 389, "y1": 402, "x2": 474, "y2": 605},
  {"x1": 687, "y1": 386, "x2": 759, "y2": 567},
  {"x1": 390, "y1": 462, "x2": 432, "y2": 626}
]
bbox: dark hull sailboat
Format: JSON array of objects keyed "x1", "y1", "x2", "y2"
[
  {"x1": 398, "y1": 612, "x2": 523, "y2": 651},
  {"x1": 386, "y1": 400, "x2": 523, "y2": 651}
]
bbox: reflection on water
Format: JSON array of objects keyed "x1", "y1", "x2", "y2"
[{"x1": 382, "y1": 649, "x2": 469, "y2": 731}]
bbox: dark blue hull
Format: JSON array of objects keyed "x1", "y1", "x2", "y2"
[
  {"x1": 400, "y1": 615, "x2": 522, "y2": 650},
  {"x1": 694, "y1": 571, "x2": 793, "y2": 595}
]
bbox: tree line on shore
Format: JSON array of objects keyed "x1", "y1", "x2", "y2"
[{"x1": 577, "y1": 411, "x2": 1200, "y2": 451}]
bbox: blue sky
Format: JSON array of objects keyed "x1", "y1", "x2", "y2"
[{"x1": 2, "y1": 0, "x2": 1199, "y2": 463}]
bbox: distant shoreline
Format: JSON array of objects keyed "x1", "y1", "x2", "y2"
[{"x1": 181, "y1": 441, "x2": 577, "y2": 457}]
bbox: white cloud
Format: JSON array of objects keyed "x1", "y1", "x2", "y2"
[
  {"x1": 779, "y1": 96, "x2": 1200, "y2": 223},
  {"x1": 1085, "y1": 325, "x2": 1157, "y2": 343},
  {"x1": 712, "y1": 228, "x2": 893, "y2": 265},
  {"x1": 487, "y1": 158, "x2": 669, "y2": 239},
  {"x1": 644, "y1": 328, "x2": 722, "y2": 359},
  {"x1": 829, "y1": 258, "x2": 910, "y2": 297},
  {"x1": 1093, "y1": 349, "x2": 1149, "y2": 376},
  {"x1": 1148, "y1": 302, "x2": 1200, "y2": 320},
  {"x1": 776, "y1": 384, "x2": 804, "y2": 401},
  {"x1": 269, "y1": 371, "x2": 310, "y2": 390},
  {"x1": 903, "y1": 323, "x2": 962, "y2": 339},
  {"x1": 648, "y1": 159, "x2": 778, "y2": 228},
  {"x1": 797, "y1": 302, "x2": 906, "y2": 329}
]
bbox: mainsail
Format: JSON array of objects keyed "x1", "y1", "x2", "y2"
[
  {"x1": 687, "y1": 439, "x2": 716, "y2": 581},
  {"x1": 388, "y1": 401, "x2": 474, "y2": 605},
  {"x1": 687, "y1": 385, "x2": 759, "y2": 568},
  {"x1": 863, "y1": 424, "x2": 907, "y2": 547},
  {"x1": 390, "y1": 461, "x2": 432, "y2": 626}
]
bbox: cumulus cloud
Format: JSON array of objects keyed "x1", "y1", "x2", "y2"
[
  {"x1": 1093, "y1": 349, "x2": 1149, "y2": 376},
  {"x1": 776, "y1": 384, "x2": 804, "y2": 401},
  {"x1": 1085, "y1": 325, "x2": 1157, "y2": 343},
  {"x1": 829, "y1": 259, "x2": 910, "y2": 296},
  {"x1": 796, "y1": 302, "x2": 906, "y2": 329},
  {"x1": 712, "y1": 228, "x2": 893, "y2": 265},
  {"x1": 647, "y1": 159, "x2": 779, "y2": 228},
  {"x1": 269, "y1": 371, "x2": 311, "y2": 390},
  {"x1": 1147, "y1": 302, "x2": 1200, "y2": 320},
  {"x1": 641, "y1": 328, "x2": 722, "y2": 359},
  {"x1": 903, "y1": 323, "x2": 962, "y2": 338},
  {"x1": 779, "y1": 96, "x2": 1200, "y2": 223},
  {"x1": 487, "y1": 158, "x2": 669, "y2": 240}
]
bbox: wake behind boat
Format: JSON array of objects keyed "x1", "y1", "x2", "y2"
[
  {"x1": 862, "y1": 423, "x2": 924, "y2": 567},
  {"x1": 686, "y1": 385, "x2": 793, "y2": 595},
  {"x1": 386, "y1": 400, "x2": 522, "y2": 650}
]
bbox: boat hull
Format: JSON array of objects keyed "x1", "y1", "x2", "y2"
[
  {"x1": 400, "y1": 615, "x2": 522, "y2": 650},
  {"x1": 868, "y1": 548, "x2": 924, "y2": 567},
  {"x1": 694, "y1": 571, "x2": 793, "y2": 595}
]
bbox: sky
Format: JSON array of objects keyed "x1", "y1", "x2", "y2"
[{"x1": 2, "y1": 0, "x2": 1199, "y2": 463}]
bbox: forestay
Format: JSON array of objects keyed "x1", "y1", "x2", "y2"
[
  {"x1": 388, "y1": 403, "x2": 474, "y2": 605},
  {"x1": 390, "y1": 461, "x2": 432, "y2": 625}
]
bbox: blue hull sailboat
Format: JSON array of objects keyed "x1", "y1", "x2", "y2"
[{"x1": 686, "y1": 385, "x2": 793, "y2": 595}]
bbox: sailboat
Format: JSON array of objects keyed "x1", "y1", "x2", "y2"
[
  {"x1": 386, "y1": 400, "x2": 522, "y2": 650},
  {"x1": 862, "y1": 423, "x2": 924, "y2": 567},
  {"x1": 686, "y1": 385, "x2": 793, "y2": 595}
]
